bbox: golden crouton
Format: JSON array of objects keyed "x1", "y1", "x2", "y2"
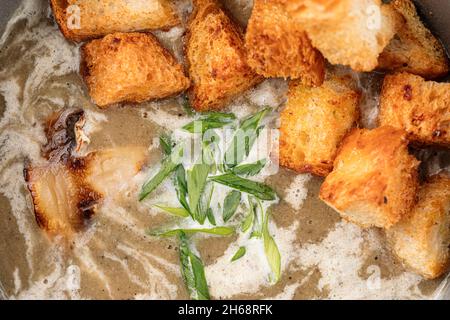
[
  {"x1": 319, "y1": 126, "x2": 420, "y2": 229},
  {"x1": 50, "y1": 0, "x2": 180, "y2": 42},
  {"x1": 24, "y1": 163, "x2": 101, "y2": 236},
  {"x1": 25, "y1": 147, "x2": 148, "y2": 236},
  {"x1": 245, "y1": 0, "x2": 325, "y2": 86},
  {"x1": 378, "y1": 0, "x2": 449, "y2": 79},
  {"x1": 379, "y1": 72, "x2": 450, "y2": 147},
  {"x1": 387, "y1": 175, "x2": 450, "y2": 279},
  {"x1": 279, "y1": 0, "x2": 399, "y2": 72},
  {"x1": 185, "y1": 0, "x2": 263, "y2": 112},
  {"x1": 81, "y1": 32, "x2": 190, "y2": 108},
  {"x1": 280, "y1": 74, "x2": 360, "y2": 176}
]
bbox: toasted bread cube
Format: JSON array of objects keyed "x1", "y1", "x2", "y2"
[
  {"x1": 319, "y1": 126, "x2": 420, "y2": 229},
  {"x1": 378, "y1": 0, "x2": 449, "y2": 79},
  {"x1": 387, "y1": 175, "x2": 450, "y2": 279},
  {"x1": 280, "y1": 0, "x2": 399, "y2": 72},
  {"x1": 81, "y1": 32, "x2": 190, "y2": 108},
  {"x1": 280, "y1": 74, "x2": 360, "y2": 176},
  {"x1": 186, "y1": 0, "x2": 262, "y2": 112},
  {"x1": 379, "y1": 72, "x2": 450, "y2": 147},
  {"x1": 245, "y1": 0, "x2": 325, "y2": 86},
  {"x1": 50, "y1": 0, "x2": 180, "y2": 42},
  {"x1": 24, "y1": 147, "x2": 148, "y2": 236},
  {"x1": 24, "y1": 163, "x2": 101, "y2": 236}
]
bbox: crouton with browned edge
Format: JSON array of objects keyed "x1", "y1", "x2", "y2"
[
  {"x1": 279, "y1": 0, "x2": 399, "y2": 72},
  {"x1": 319, "y1": 126, "x2": 420, "y2": 229},
  {"x1": 81, "y1": 32, "x2": 190, "y2": 108},
  {"x1": 245, "y1": 0, "x2": 325, "y2": 86},
  {"x1": 280, "y1": 73, "x2": 360, "y2": 176},
  {"x1": 379, "y1": 72, "x2": 450, "y2": 147},
  {"x1": 50, "y1": 0, "x2": 180, "y2": 42},
  {"x1": 378, "y1": 0, "x2": 449, "y2": 79},
  {"x1": 388, "y1": 175, "x2": 450, "y2": 279},
  {"x1": 186, "y1": 0, "x2": 263, "y2": 112}
]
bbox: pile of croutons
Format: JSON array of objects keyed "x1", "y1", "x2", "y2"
[{"x1": 47, "y1": 0, "x2": 450, "y2": 279}]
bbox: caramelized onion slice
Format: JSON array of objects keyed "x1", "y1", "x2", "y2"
[{"x1": 24, "y1": 162, "x2": 101, "y2": 235}]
